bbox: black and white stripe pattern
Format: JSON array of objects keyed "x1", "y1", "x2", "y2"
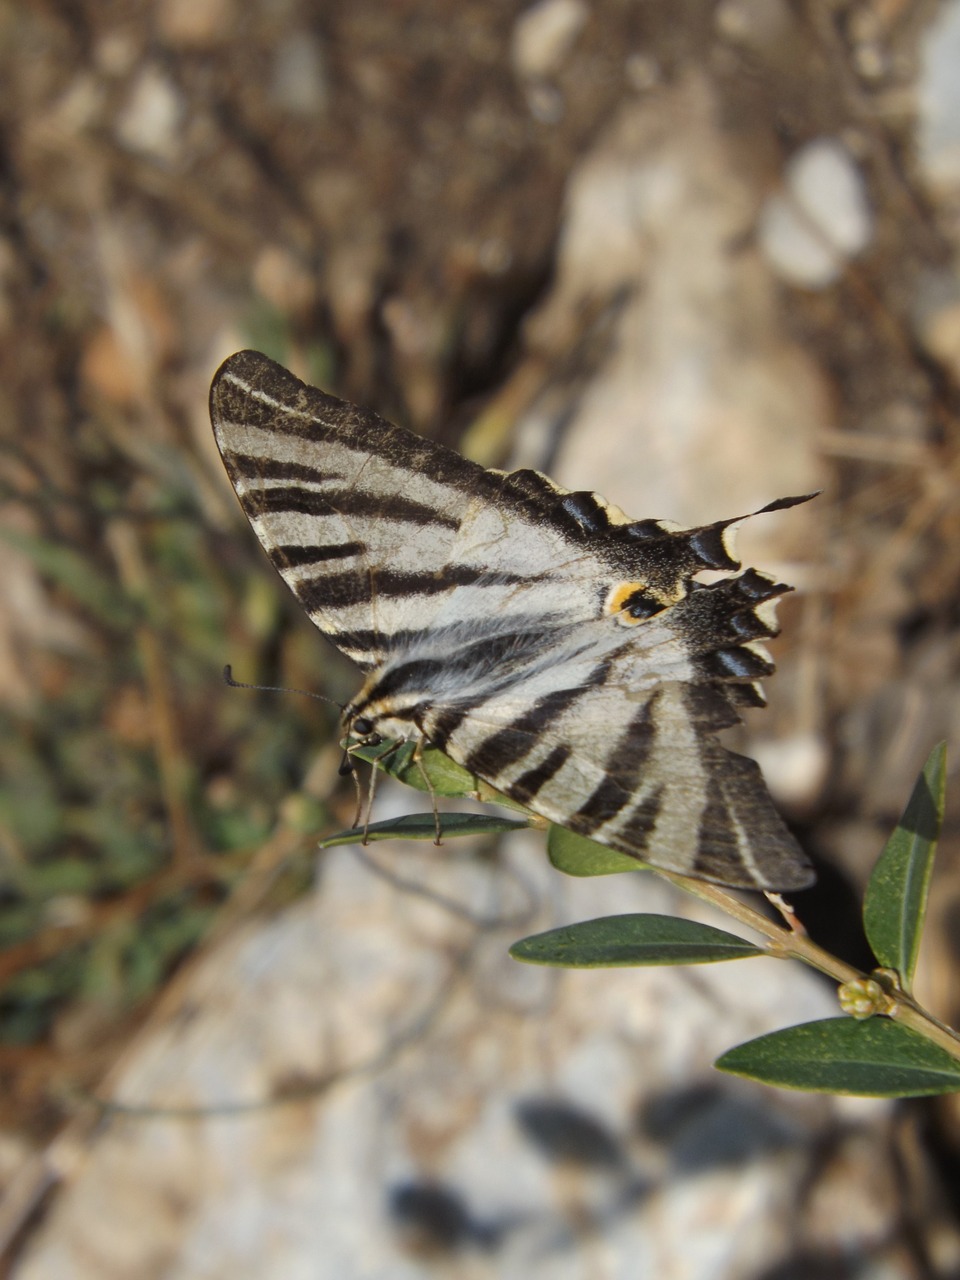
[{"x1": 211, "y1": 350, "x2": 814, "y2": 891}]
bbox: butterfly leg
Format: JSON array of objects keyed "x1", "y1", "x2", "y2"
[
  {"x1": 359, "y1": 753, "x2": 383, "y2": 846},
  {"x1": 337, "y1": 744, "x2": 365, "y2": 830},
  {"x1": 764, "y1": 891, "x2": 807, "y2": 935},
  {"x1": 410, "y1": 737, "x2": 443, "y2": 846},
  {"x1": 351, "y1": 737, "x2": 421, "y2": 845}
]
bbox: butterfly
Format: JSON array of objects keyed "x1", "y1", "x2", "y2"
[{"x1": 210, "y1": 350, "x2": 814, "y2": 891}]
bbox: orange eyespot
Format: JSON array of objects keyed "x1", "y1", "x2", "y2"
[
  {"x1": 606, "y1": 582, "x2": 644, "y2": 614},
  {"x1": 604, "y1": 581, "x2": 671, "y2": 625}
]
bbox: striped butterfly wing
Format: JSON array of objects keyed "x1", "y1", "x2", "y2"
[
  {"x1": 418, "y1": 573, "x2": 810, "y2": 889},
  {"x1": 211, "y1": 352, "x2": 591, "y2": 670},
  {"x1": 211, "y1": 350, "x2": 814, "y2": 891}
]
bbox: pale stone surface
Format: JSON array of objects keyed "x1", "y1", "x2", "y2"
[
  {"x1": 509, "y1": 75, "x2": 825, "y2": 552},
  {"x1": 758, "y1": 138, "x2": 873, "y2": 288},
  {"x1": 14, "y1": 828, "x2": 845, "y2": 1280},
  {"x1": 918, "y1": 0, "x2": 960, "y2": 191},
  {"x1": 751, "y1": 732, "x2": 830, "y2": 813},
  {"x1": 511, "y1": 0, "x2": 589, "y2": 81},
  {"x1": 913, "y1": 271, "x2": 960, "y2": 381},
  {"x1": 270, "y1": 32, "x2": 330, "y2": 117},
  {"x1": 115, "y1": 65, "x2": 184, "y2": 160}
]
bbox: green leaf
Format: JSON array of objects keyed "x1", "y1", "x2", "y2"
[
  {"x1": 716, "y1": 1016, "x2": 960, "y2": 1097},
  {"x1": 510, "y1": 914, "x2": 763, "y2": 967},
  {"x1": 547, "y1": 825, "x2": 647, "y2": 876},
  {"x1": 863, "y1": 743, "x2": 946, "y2": 989},
  {"x1": 392, "y1": 746, "x2": 479, "y2": 797},
  {"x1": 348, "y1": 737, "x2": 413, "y2": 770},
  {"x1": 318, "y1": 812, "x2": 530, "y2": 848},
  {"x1": 349, "y1": 740, "x2": 479, "y2": 798},
  {"x1": 348, "y1": 740, "x2": 533, "y2": 812}
]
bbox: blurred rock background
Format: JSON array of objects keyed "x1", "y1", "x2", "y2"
[{"x1": 1, "y1": 0, "x2": 959, "y2": 1276}]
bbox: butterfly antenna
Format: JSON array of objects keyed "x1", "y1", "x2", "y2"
[{"x1": 222, "y1": 664, "x2": 343, "y2": 709}]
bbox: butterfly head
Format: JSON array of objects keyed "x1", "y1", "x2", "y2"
[
  {"x1": 350, "y1": 715, "x2": 379, "y2": 743},
  {"x1": 343, "y1": 697, "x2": 423, "y2": 749}
]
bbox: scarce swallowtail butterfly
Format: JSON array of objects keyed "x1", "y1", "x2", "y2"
[{"x1": 210, "y1": 350, "x2": 814, "y2": 892}]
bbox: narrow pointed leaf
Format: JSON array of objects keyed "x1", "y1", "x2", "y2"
[
  {"x1": 319, "y1": 812, "x2": 529, "y2": 848},
  {"x1": 863, "y1": 743, "x2": 946, "y2": 988},
  {"x1": 548, "y1": 825, "x2": 647, "y2": 877},
  {"x1": 393, "y1": 746, "x2": 479, "y2": 796},
  {"x1": 349, "y1": 740, "x2": 482, "y2": 798},
  {"x1": 716, "y1": 1016, "x2": 960, "y2": 1097},
  {"x1": 349, "y1": 737, "x2": 415, "y2": 771},
  {"x1": 510, "y1": 914, "x2": 763, "y2": 967}
]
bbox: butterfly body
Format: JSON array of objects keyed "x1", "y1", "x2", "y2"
[{"x1": 211, "y1": 350, "x2": 814, "y2": 892}]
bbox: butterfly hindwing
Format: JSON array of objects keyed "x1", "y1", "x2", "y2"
[{"x1": 210, "y1": 350, "x2": 814, "y2": 892}]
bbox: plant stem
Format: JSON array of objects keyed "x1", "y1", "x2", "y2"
[{"x1": 655, "y1": 869, "x2": 960, "y2": 1063}]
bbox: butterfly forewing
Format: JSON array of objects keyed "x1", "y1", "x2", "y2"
[
  {"x1": 211, "y1": 352, "x2": 590, "y2": 668},
  {"x1": 210, "y1": 349, "x2": 814, "y2": 892}
]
